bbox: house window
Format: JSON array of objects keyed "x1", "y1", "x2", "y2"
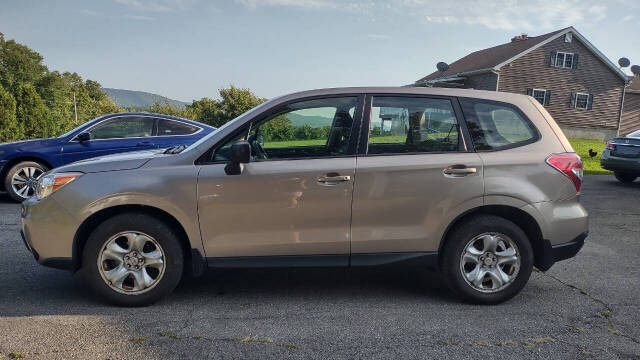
[
  {"x1": 532, "y1": 89, "x2": 546, "y2": 105},
  {"x1": 551, "y1": 51, "x2": 577, "y2": 69},
  {"x1": 575, "y1": 93, "x2": 589, "y2": 109},
  {"x1": 526, "y1": 88, "x2": 551, "y2": 106}
]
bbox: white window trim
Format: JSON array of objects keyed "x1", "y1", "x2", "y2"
[
  {"x1": 575, "y1": 92, "x2": 589, "y2": 110},
  {"x1": 532, "y1": 88, "x2": 547, "y2": 105},
  {"x1": 554, "y1": 51, "x2": 574, "y2": 69}
]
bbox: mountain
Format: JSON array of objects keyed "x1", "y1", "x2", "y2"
[
  {"x1": 101, "y1": 88, "x2": 189, "y2": 108},
  {"x1": 287, "y1": 113, "x2": 332, "y2": 128}
]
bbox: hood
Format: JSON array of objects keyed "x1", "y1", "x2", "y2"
[
  {"x1": 0, "y1": 138, "x2": 53, "y2": 148},
  {"x1": 54, "y1": 149, "x2": 166, "y2": 174}
]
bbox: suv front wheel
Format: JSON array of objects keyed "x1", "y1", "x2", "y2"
[
  {"x1": 82, "y1": 213, "x2": 184, "y2": 307},
  {"x1": 441, "y1": 214, "x2": 533, "y2": 305}
]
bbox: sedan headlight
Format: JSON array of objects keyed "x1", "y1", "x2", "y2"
[{"x1": 36, "y1": 172, "x2": 83, "y2": 200}]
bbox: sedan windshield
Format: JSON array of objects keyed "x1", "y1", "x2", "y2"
[
  {"x1": 627, "y1": 130, "x2": 640, "y2": 138},
  {"x1": 57, "y1": 116, "x2": 105, "y2": 138}
]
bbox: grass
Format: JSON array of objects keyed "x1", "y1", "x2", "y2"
[{"x1": 568, "y1": 138, "x2": 611, "y2": 175}]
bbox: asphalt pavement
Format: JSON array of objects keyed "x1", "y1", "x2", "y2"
[{"x1": 0, "y1": 175, "x2": 639, "y2": 359}]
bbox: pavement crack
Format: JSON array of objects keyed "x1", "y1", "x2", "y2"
[{"x1": 536, "y1": 269, "x2": 640, "y2": 345}]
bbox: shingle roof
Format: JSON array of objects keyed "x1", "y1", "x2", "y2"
[{"x1": 416, "y1": 28, "x2": 569, "y2": 83}]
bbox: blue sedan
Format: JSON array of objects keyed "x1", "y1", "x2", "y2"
[{"x1": 0, "y1": 112, "x2": 215, "y2": 202}]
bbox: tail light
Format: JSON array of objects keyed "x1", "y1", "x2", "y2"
[
  {"x1": 605, "y1": 141, "x2": 616, "y2": 151},
  {"x1": 546, "y1": 153, "x2": 583, "y2": 193}
]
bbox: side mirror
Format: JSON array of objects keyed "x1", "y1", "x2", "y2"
[
  {"x1": 76, "y1": 132, "x2": 90, "y2": 142},
  {"x1": 224, "y1": 141, "x2": 251, "y2": 175}
]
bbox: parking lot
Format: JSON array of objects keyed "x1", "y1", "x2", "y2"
[{"x1": 0, "y1": 175, "x2": 638, "y2": 359}]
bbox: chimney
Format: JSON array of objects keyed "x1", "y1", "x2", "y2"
[{"x1": 511, "y1": 33, "x2": 529, "y2": 42}]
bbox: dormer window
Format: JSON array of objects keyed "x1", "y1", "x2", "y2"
[{"x1": 550, "y1": 51, "x2": 578, "y2": 69}]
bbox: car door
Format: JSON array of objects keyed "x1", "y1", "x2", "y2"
[
  {"x1": 350, "y1": 95, "x2": 484, "y2": 259},
  {"x1": 152, "y1": 118, "x2": 203, "y2": 149},
  {"x1": 197, "y1": 95, "x2": 363, "y2": 265},
  {"x1": 60, "y1": 115, "x2": 156, "y2": 163}
]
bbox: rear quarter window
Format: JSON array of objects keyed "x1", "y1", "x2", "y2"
[{"x1": 459, "y1": 98, "x2": 539, "y2": 151}]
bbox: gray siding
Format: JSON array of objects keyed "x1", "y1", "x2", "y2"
[
  {"x1": 465, "y1": 72, "x2": 498, "y2": 91},
  {"x1": 620, "y1": 92, "x2": 640, "y2": 136},
  {"x1": 497, "y1": 35, "x2": 625, "y2": 130}
]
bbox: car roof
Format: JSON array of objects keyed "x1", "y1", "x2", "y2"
[
  {"x1": 100, "y1": 112, "x2": 215, "y2": 129},
  {"x1": 273, "y1": 86, "x2": 531, "y2": 104}
]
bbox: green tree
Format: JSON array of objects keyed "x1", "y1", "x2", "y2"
[
  {"x1": 0, "y1": 33, "x2": 48, "y2": 91},
  {"x1": 261, "y1": 114, "x2": 294, "y2": 141},
  {"x1": 0, "y1": 83, "x2": 22, "y2": 141},
  {"x1": 188, "y1": 97, "x2": 221, "y2": 126},
  {"x1": 217, "y1": 85, "x2": 265, "y2": 124},
  {"x1": 15, "y1": 83, "x2": 54, "y2": 138},
  {"x1": 144, "y1": 100, "x2": 192, "y2": 118}
]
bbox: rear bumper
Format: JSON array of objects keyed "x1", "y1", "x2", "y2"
[
  {"x1": 601, "y1": 151, "x2": 640, "y2": 173},
  {"x1": 535, "y1": 231, "x2": 587, "y2": 271}
]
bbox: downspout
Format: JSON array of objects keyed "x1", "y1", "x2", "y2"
[{"x1": 617, "y1": 83, "x2": 627, "y2": 137}]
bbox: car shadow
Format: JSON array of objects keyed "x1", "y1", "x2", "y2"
[
  {"x1": 0, "y1": 265, "x2": 455, "y2": 317},
  {"x1": 0, "y1": 192, "x2": 13, "y2": 203}
]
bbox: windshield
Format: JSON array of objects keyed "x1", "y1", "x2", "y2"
[
  {"x1": 628, "y1": 130, "x2": 640, "y2": 138},
  {"x1": 183, "y1": 100, "x2": 273, "y2": 153},
  {"x1": 57, "y1": 116, "x2": 105, "y2": 138}
]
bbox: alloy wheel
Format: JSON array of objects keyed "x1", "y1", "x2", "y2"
[
  {"x1": 11, "y1": 166, "x2": 45, "y2": 199},
  {"x1": 97, "y1": 231, "x2": 166, "y2": 295},
  {"x1": 459, "y1": 232, "x2": 521, "y2": 293}
]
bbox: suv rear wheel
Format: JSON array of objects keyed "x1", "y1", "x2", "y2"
[
  {"x1": 614, "y1": 171, "x2": 637, "y2": 183},
  {"x1": 441, "y1": 214, "x2": 533, "y2": 305},
  {"x1": 82, "y1": 213, "x2": 184, "y2": 306}
]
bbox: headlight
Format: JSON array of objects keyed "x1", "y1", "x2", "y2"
[{"x1": 36, "y1": 172, "x2": 83, "y2": 200}]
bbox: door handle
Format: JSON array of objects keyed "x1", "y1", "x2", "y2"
[
  {"x1": 443, "y1": 165, "x2": 477, "y2": 177},
  {"x1": 318, "y1": 174, "x2": 351, "y2": 184},
  {"x1": 137, "y1": 141, "x2": 154, "y2": 146}
]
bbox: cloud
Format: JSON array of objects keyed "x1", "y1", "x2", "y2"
[
  {"x1": 114, "y1": 0, "x2": 178, "y2": 12},
  {"x1": 424, "y1": 15, "x2": 458, "y2": 24},
  {"x1": 234, "y1": 0, "x2": 612, "y2": 31},
  {"x1": 235, "y1": 0, "x2": 330, "y2": 9},
  {"x1": 623, "y1": 15, "x2": 633, "y2": 22},
  {"x1": 124, "y1": 14, "x2": 156, "y2": 20}
]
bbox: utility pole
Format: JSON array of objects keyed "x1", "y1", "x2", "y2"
[{"x1": 73, "y1": 92, "x2": 78, "y2": 125}]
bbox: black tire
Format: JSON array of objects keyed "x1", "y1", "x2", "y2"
[
  {"x1": 82, "y1": 213, "x2": 184, "y2": 307},
  {"x1": 441, "y1": 214, "x2": 533, "y2": 305},
  {"x1": 614, "y1": 171, "x2": 637, "y2": 183},
  {"x1": 3, "y1": 161, "x2": 49, "y2": 202}
]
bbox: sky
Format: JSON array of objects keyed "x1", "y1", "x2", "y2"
[{"x1": 1, "y1": 0, "x2": 639, "y2": 102}]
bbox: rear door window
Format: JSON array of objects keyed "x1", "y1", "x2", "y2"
[
  {"x1": 157, "y1": 119, "x2": 200, "y2": 136},
  {"x1": 459, "y1": 98, "x2": 538, "y2": 151},
  {"x1": 367, "y1": 97, "x2": 461, "y2": 155}
]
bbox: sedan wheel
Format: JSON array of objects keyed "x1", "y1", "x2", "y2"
[{"x1": 4, "y1": 161, "x2": 49, "y2": 202}]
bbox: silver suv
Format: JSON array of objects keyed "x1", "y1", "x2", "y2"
[{"x1": 21, "y1": 87, "x2": 588, "y2": 306}]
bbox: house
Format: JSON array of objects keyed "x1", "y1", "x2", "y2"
[
  {"x1": 414, "y1": 27, "x2": 630, "y2": 140},
  {"x1": 620, "y1": 76, "x2": 640, "y2": 136}
]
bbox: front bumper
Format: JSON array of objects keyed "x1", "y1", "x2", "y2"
[
  {"x1": 0, "y1": 159, "x2": 6, "y2": 190},
  {"x1": 535, "y1": 231, "x2": 587, "y2": 271},
  {"x1": 21, "y1": 196, "x2": 78, "y2": 270}
]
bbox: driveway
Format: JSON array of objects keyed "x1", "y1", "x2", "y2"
[{"x1": 0, "y1": 176, "x2": 639, "y2": 359}]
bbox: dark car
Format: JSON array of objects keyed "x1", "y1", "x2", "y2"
[
  {"x1": 601, "y1": 130, "x2": 640, "y2": 183},
  {"x1": 0, "y1": 112, "x2": 215, "y2": 202}
]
